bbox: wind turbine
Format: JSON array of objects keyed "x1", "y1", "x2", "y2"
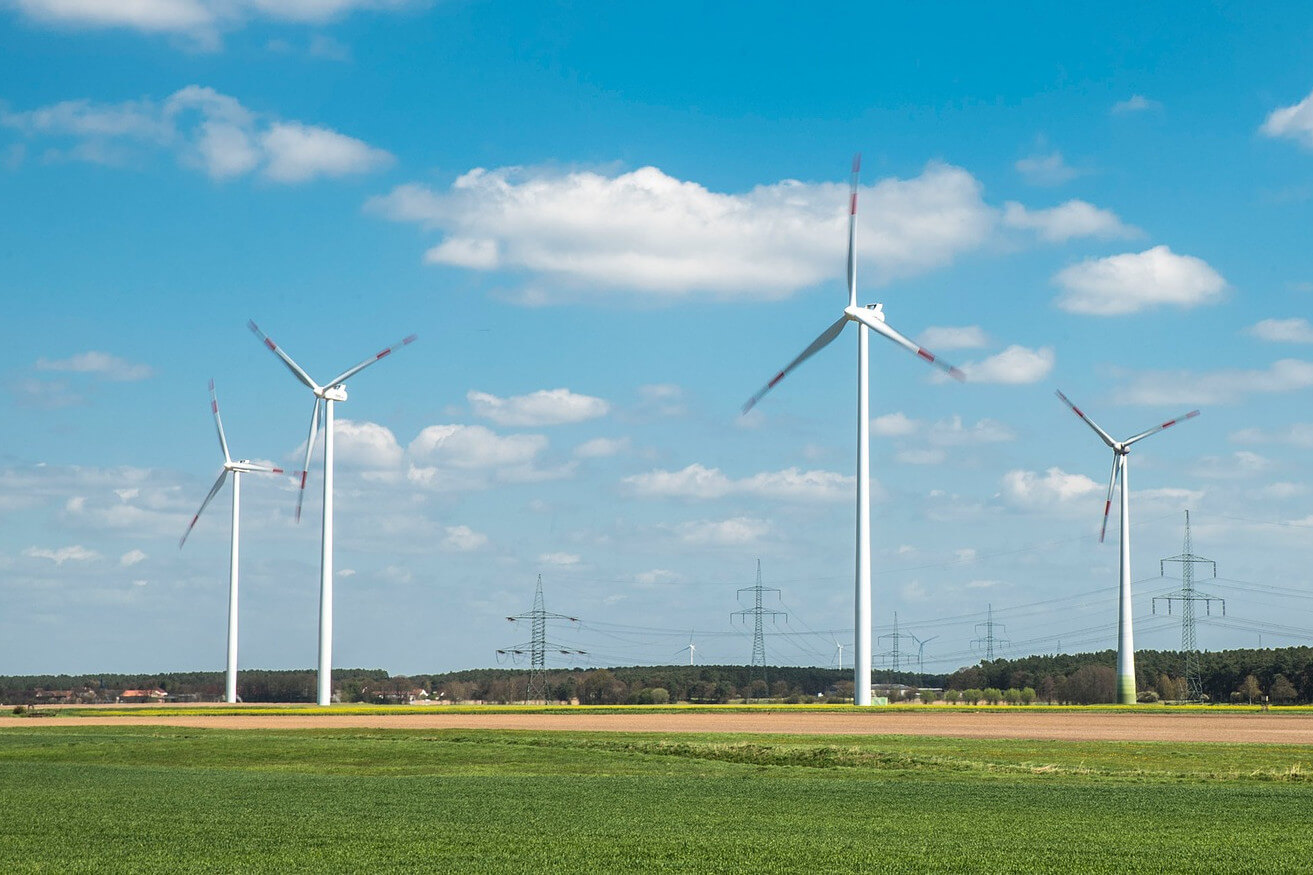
[
  {"x1": 179, "y1": 380, "x2": 283, "y2": 704},
  {"x1": 248, "y1": 321, "x2": 417, "y2": 706},
  {"x1": 831, "y1": 636, "x2": 846, "y2": 671},
  {"x1": 676, "y1": 631, "x2": 698, "y2": 666},
  {"x1": 743, "y1": 155, "x2": 965, "y2": 706},
  {"x1": 1055, "y1": 389, "x2": 1199, "y2": 704}
]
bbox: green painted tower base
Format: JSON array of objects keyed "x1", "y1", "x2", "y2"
[{"x1": 1117, "y1": 675, "x2": 1136, "y2": 705}]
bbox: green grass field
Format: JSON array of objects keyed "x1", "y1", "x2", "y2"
[{"x1": 2, "y1": 725, "x2": 1310, "y2": 873}]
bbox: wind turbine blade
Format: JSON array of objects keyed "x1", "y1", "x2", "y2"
[
  {"x1": 326, "y1": 333, "x2": 418, "y2": 387},
  {"x1": 241, "y1": 463, "x2": 285, "y2": 474},
  {"x1": 248, "y1": 320, "x2": 320, "y2": 392},
  {"x1": 1123, "y1": 409, "x2": 1201, "y2": 447},
  {"x1": 847, "y1": 153, "x2": 860, "y2": 308},
  {"x1": 845, "y1": 307, "x2": 966, "y2": 380},
  {"x1": 295, "y1": 398, "x2": 322, "y2": 524},
  {"x1": 1099, "y1": 455, "x2": 1121, "y2": 544},
  {"x1": 1054, "y1": 390, "x2": 1118, "y2": 449},
  {"x1": 180, "y1": 468, "x2": 229, "y2": 548},
  {"x1": 208, "y1": 379, "x2": 231, "y2": 464},
  {"x1": 742, "y1": 314, "x2": 849, "y2": 413}
]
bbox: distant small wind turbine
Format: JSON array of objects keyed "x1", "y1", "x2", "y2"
[
  {"x1": 743, "y1": 155, "x2": 964, "y2": 706},
  {"x1": 676, "y1": 631, "x2": 698, "y2": 666},
  {"x1": 831, "y1": 636, "x2": 846, "y2": 671},
  {"x1": 1055, "y1": 389, "x2": 1199, "y2": 704},
  {"x1": 249, "y1": 321, "x2": 417, "y2": 706},
  {"x1": 180, "y1": 380, "x2": 283, "y2": 704}
]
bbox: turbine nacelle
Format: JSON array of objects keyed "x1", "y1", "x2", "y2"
[{"x1": 318, "y1": 385, "x2": 348, "y2": 402}]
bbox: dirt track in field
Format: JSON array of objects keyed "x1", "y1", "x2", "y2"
[{"x1": 2, "y1": 709, "x2": 1311, "y2": 744}]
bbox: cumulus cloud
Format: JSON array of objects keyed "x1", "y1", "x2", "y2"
[
  {"x1": 1119, "y1": 359, "x2": 1313, "y2": 406},
  {"x1": 23, "y1": 544, "x2": 99, "y2": 565},
  {"x1": 1229, "y1": 423, "x2": 1313, "y2": 448},
  {"x1": 1053, "y1": 246, "x2": 1227, "y2": 315},
  {"x1": 1014, "y1": 151, "x2": 1080, "y2": 186},
  {"x1": 5, "y1": 0, "x2": 421, "y2": 48},
  {"x1": 871, "y1": 411, "x2": 919, "y2": 437},
  {"x1": 1000, "y1": 467, "x2": 1101, "y2": 510},
  {"x1": 34, "y1": 351, "x2": 153, "y2": 381},
  {"x1": 1112, "y1": 95, "x2": 1163, "y2": 114},
  {"x1": 2, "y1": 85, "x2": 391, "y2": 183},
  {"x1": 441, "y1": 525, "x2": 487, "y2": 552},
  {"x1": 927, "y1": 416, "x2": 1015, "y2": 446},
  {"x1": 573, "y1": 437, "x2": 630, "y2": 459},
  {"x1": 405, "y1": 423, "x2": 570, "y2": 487},
  {"x1": 1261, "y1": 89, "x2": 1313, "y2": 149},
  {"x1": 467, "y1": 388, "x2": 610, "y2": 427},
  {"x1": 119, "y1": 548, "x2": 147, "y2": 567},
  {"x1": 956, "y1": 345, "x2": 1054, "y2": 384},
  {"x1": 538, "y1": 551, "x2": 580, "y2": 567},
  {"x1": 367, "y1": 161, "x2": 998, "y2": 300},
  {"x1": 917, "y1": 325, "x2": 988, "y2": 351},
  {"x1": 1246, "y1": 318, "x2": 1313, "y2": 343},
  {"x1": 673, "y1": 516, "x2": 770, "y2": 546},
  {"x1": 332, "y1": 419, "x2": 405, "y2": 469},
  {"x1": 1002, "y1": 200, "x2": 1139, "y2": 242},
  {"x1": 623, "y1": 463, "x2": 852, "y2": 502}
]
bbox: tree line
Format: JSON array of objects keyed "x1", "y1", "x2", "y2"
[{"x1": 5, "y1": 645, "x2": 1312, "y2": 705}]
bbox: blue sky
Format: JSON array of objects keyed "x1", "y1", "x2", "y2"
[{"x1": 3, "y1": 2, "x2": 1313, "y2": 678}]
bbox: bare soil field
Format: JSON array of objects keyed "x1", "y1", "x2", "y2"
[{"x1": 2, "y1": 708, "x2": 1311, "y2": 743}]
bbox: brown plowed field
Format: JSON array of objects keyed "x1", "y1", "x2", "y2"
[{"x1": 3, "y1": 709, "x2": 1311, "y2": 743}]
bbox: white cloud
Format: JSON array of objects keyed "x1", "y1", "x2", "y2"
[
  {"x1": 1002, "y1": 200, "x2": 1139, "y2": 242},
  {"x1": 674, "y1": 516, "x2": 771, "y2": 546},
  {"x1": 1014, "y1": 151, "x2": 1080, "y2": 186},
  {"x1": 119, "y1": 548, "x2": 147, "y2": 567},
  {"x1": 1192, "y1": 451, "x2": 1271, "y2": 480},
  {"x1": 1246, "y1": 318, "x2": 1313, "y2": 343},
  {"x1": 260, "y1": 121, "x2": 393, "y2": 182},
  {"x1": 917, "y1": 325, "x2": 988, "y2": 350},
  {"x1": 957, "y1": 345, "x2": 1054, "y2": 384},
  {"x1": 1054, "y1": 246, "x2": 1227, "y2": 315},
  {"x1": 1261, "y1": 89, "x2": 1313, "y2": 149},
  {"x1": 468, "y1": 388, "x2": 610, "y2": 427},
  {"x1": 538, "y1": 551, "x2": 580, "y2": 567},
  {"x1": 1229, "y1": 423, "x2": 1313, "y2": 449},
  {"x1": 3, "y1": 86, "x2": 391, "y2": 184},
  {"x1": 573, "y1": 437, "x2": 630, "y2": 459},
  {"x1": 1112, "y1": 95, "x2": 1162, "y2": 114},
  {"x1": 623, "y1": 463, "x2": 851, "y2": 502},
  {"x1": 6, "y1": 0, "x2": 420, "y2": 48},
  {"x1": 333, "y1": 419, "x2": 404, "y2": 469},
  {"x1": 634, "y1": 568, "x2": 681, "y2": 587},
  {"x1": 1254, "y1": 482, "x2": 1306, "y2": 500},
  {"x1": 441, "y1": 525, "x2": 488, "y2": 552},
  {"x1": 23, "y1": 544, "x2": 100, "y2": 565},
  {"x1": 34, "y1": 351, "x2": 153, "y2": 381},
  {"x1": 408, "y1": 424, "x2": 546, "y2": 470},
  {"x1": 1000, "y1": 467, "x2": 1101, "y2": 510},
  {"x1": 871, "y1": 412, "x2": 919, "y2": 437},
  {"x1": 1120, "y1": 359, "x2": 1313, "y2": 406},
  {"x1": 927, "y1": 416, "x2": 1015, "y2": 446},
  {"x1": 367, "y1": 161, "x2": 997, "y2": 300}
]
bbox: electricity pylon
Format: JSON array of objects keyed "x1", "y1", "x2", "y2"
[
  {"x1": 971, "y1": 603, "x2": 1009, "y2": 659},
  {"x1": 731, "y1": 559, "x2": 785, "y2": 697},
  {"x1": 498, "y1": 575, "x2": 585, "y2": 703},
  {"x1": 1154, "y1": 510, "x2": 1224, "y2": 701}
]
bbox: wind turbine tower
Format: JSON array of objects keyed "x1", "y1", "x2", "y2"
[
  {"x1": 1056, "y1": 390, "x2": 1199, "y2": 704},
  {"x1": 743, "y1": 155, "x2": 964, "y2": 705},
  {"x1": 249, "y1": 321, "x2": 416, "y2": 706},
  {"x1": 179, "y1": 381, "x2": 283, "y2": 704}
]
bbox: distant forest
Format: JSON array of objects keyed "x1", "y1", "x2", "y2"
[{"x1": 5, "y1": 646, "x2": 1313, "y2": 705}]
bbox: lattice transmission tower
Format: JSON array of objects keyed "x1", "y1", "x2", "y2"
[
  {"x1": 971, "y1": 603, "x2": 1010, "y2": 659},
  {"x1": 731, "y1": 559, "x2": 785, "y2": 696},
  {"x1": 1153, "y1": 510, "x2": 1224, "y2": 701},
  {"x1": 877, "y1": 612, "x2": 919, "y2": 673},
  {"x1": 498, "y1": 575, "x2": 585, "y2": 703}
]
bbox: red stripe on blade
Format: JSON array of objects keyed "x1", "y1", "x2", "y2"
[
  {"x1": 767, "y1": 371, "x2": 785, "y2": 388},
  {"x1": 850, "y1": 193, "x2": 857, "y2": 215},
  {"x1": 917, "y1": 349, "x2": 934, "y2": 362},
  {"x1": 299, "y1": 471, "x2": 308, "y2": 488},
  {"x1": 264, "y1": 339, "x2": 276, "y2": 351}
]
